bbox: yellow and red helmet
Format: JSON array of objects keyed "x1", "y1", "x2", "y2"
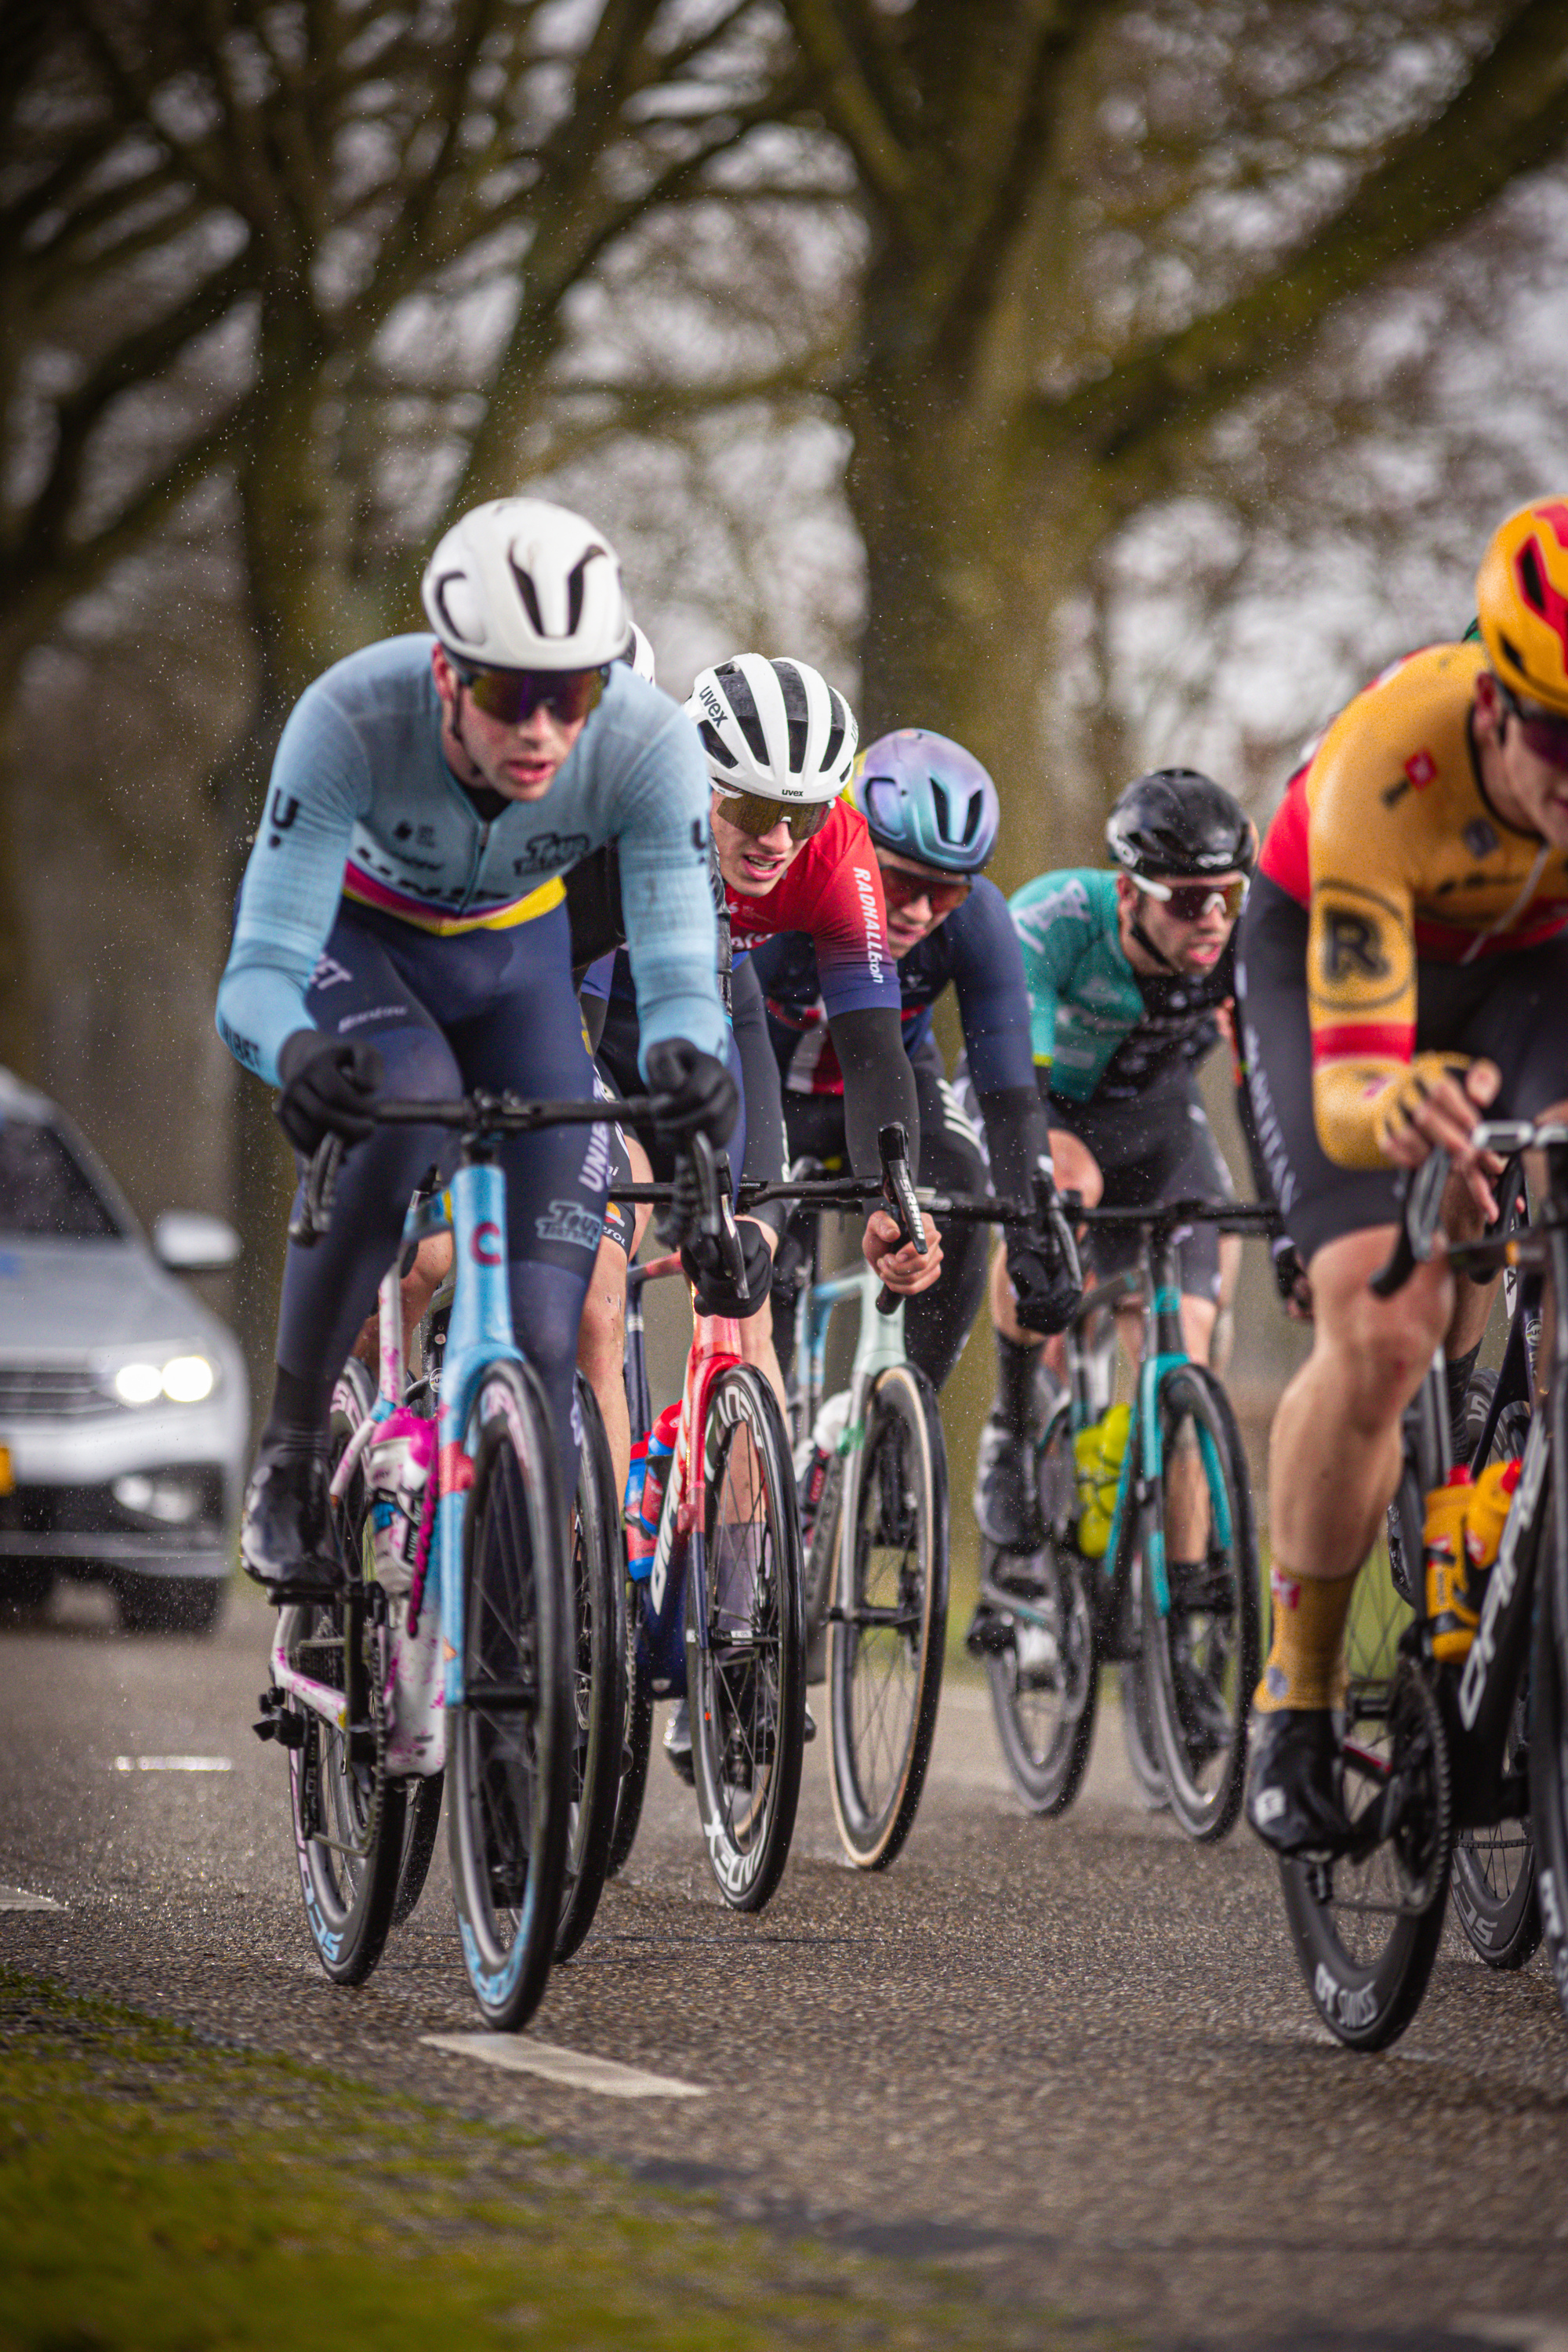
[{"x1": 1475, "y1": 498, "x2": 1568, "y2": 716}]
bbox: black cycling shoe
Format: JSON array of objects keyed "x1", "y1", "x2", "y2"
[
  {"x1": 240, "y1": 1441, "x2": 343, "y2": 1602},
  {"x1": 1245, "y1": 1707, "x2": 1352, "y2": 1855},
  {"x1": 972, "y1": 1416, "x2": 1040, "y2": 1551}
]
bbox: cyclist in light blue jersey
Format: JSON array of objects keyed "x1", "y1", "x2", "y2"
[{"x1": 218, "y1": 497, "x2": 733, "y2": 1599}]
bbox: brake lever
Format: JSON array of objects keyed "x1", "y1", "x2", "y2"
[
  {"x1": 288, "y1": 1134, "x2": 345, "y2": 1249},
  {"x1": 875, "y1": 1120, "x2": 927, "y2": 1316},
  {"x1": 1369, "y1": 1147, "x2": 1450, "y2": 1298}
]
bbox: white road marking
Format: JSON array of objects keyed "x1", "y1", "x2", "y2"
[
  {"x1": 0, "y1": 1886, "x2": 63, "y2": 1911},
  {"x1": 423, "y1": 2032, "x2": 706, "y2": 2100},
  {"x1": 111, "y1": 1755, "x2": 234, "y2": 1773}
]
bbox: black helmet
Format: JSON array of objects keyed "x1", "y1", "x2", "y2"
[{"x1": 1105, "y1": 769, "x2": 1254, "y2": 880}]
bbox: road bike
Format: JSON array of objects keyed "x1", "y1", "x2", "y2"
[
  {"x1": 256, "y1": 1088, "x2": 663, "y2": 2027},
  {"x1": 975, "y1": 1200, "x2": 1272, "y2": 1841},
  {"x1": 1276, "y1": 1119, "x2": 1568, "y2": 2049},
  {"x1": 604, "y1": 1145, "x2": 807, "y2": 1911}
]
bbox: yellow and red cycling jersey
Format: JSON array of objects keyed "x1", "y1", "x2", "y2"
[{"x1": 1258, "y1": 641, "x2": 1568, "y2": 1167}]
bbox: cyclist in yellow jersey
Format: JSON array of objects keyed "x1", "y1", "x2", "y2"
[{"x1": 1240, "y1": 497, "x2": 1568, "y2": 1852}]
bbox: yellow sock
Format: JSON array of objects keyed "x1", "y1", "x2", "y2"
[{"x1": 1254, "y1": 1565, "x2": 1355, "y2": 1713}]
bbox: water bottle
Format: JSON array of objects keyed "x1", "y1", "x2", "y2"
[
  {"x1": 1463, "y1": 1457, "x2": 1523, "y2": 1576},
  {"x1": 365, "y1": 1408, "x2": 437, "y2": 1598},
  {"x1": 623, "y1": 1432, "x2": 655, "y2": 1580},
  {"x1": 1423, "y1": 1467, "x2": 1475, "y2": 1664},
  {"x1": 1073, "y1": 1402, "x2": 1130, "y2": 1559},
  {"x1": 638, "y1": 1403, "x2": 681, "y2": 1550},
  {"x1": 799, "y1": 1389, "x2": 851, "y2": 1538}
]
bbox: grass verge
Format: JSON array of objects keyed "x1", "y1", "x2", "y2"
[{"x1": 0, "y1": 1970, "x2": 1125, "y2": 2352}]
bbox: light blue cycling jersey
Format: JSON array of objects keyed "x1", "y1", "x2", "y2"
[{"x1": 216, "y1": 637, "x2": 725, "y2": 1086}]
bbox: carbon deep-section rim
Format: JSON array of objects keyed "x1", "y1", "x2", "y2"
[
  {"x1": 447, "y1": 1357, "x2": 572, "y2": 2030},
  {"x1": 689, "y1": 1363, "x2": 806, "y2": 1911},
  {"x1": 983, "y1": 1406, "x2": 1098, "y2": 1816},
  {"x1": 554, "y1": 1375, "x2": 626, "y2": 1960},
  {"x1": 827, "y1": 1361, "x2": 949, "y2": 1868}
]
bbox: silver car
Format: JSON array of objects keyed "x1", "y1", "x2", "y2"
[{"x1": 0, "y1": 1067, "x2": 249, "y2": 1632}]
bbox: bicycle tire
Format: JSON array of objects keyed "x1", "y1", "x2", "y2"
[
  {"x1": 689, "y1": 1364, "x2": 806, "y2": 1911},
  {"x1": 1452, "y1": 1370, "x2": 1540, "y2": 1970},
  {"x1": 1276, "y1": 1421, "x2": 1453, "y2": 2051},
  {"x1": 982, "y1": 1407, "x2": 1098, "y2": 1816},
  {"x1": 390, "y1": 1773, "x2": 445, "y2": 1928},
  {"x1": 606, "y1": 1616, "x2": 654, "y2": 1878},
  {"x1": 554, "y1": 1377, "x2": 626, "y2": 1960},
  {"x1": 447, "y1": 1358, "x2": 572, "y2": 2031},
  {"x1": 1529, "y1": 1422, "x2": 1568, "y2": 2027},
  {"x1": 285, "y1": 1358, "x2": 408, "y2": 1985},
  {"x1": 827, "y1": 1362, "x2": 948, "y2": 1868},
  {"x1": 1142, "y1": 1365, "x2": 1260, "y2": 1842}
]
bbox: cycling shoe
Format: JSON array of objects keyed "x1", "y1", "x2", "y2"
[
  {"x1": 972, "y1": 1416, "x2": 1040, "y2": 1551},
  {"x1": 1245, "y1": 1707, "x2": 1351, "y2": 1855},
  {"x1": 663, "y1": 1698, "x2": 695, "y2": 1785},
  {"x1": 240, "y1": 1441, "x2": 342, "y2": 1602}
]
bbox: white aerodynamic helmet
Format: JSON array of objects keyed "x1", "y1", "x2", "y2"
[
  {"x1": 684, "y1": 654, "x2": 858, "y2": 805},
  {"x1": 618, "y1": 622, "x2": 657, "y2": 684},
  {"x1": 421, "y1": 497, "x2": 630, "y2": 670}
]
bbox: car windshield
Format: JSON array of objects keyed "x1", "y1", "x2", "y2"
[{"x1": 0, "y1": 1116, "x2": 122, "y2": 1240}]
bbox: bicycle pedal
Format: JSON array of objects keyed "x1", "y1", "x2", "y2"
[
  {"x1": 965, "y1": 1610, "x2": 1015, "y2": 1658},
  {"x1": 252, "y1": 1708, "x2": 306, "y2": 1750}
]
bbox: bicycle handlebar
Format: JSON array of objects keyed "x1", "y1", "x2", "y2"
[
  {"x1": 1369, "y1": 1117, "x2": 1568, "y2": 1298},
  {"x1": 286, "y1": 1088, "x2": 685, "y2": 1250}
]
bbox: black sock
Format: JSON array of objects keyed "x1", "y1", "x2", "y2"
[
  {"x1": 993, "y1": 1330, "x2": 1042, "y2": 1434},
  {"x1": 1445, "y1": 1340, "x2": 1482, "y2": 1461},
  {"x1": 260, "y1": 1363, "x2": 333, "y2": 1453}
]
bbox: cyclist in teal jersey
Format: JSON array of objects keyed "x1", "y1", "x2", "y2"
[
  {"x1": 217, "y1": 497, "x2": 732, "y2": 1598},
  {"x1": 975, "y1": 771, "x2": 1253, "y2": 1548}
]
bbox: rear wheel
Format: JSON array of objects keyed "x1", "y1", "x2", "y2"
[
  {"x1": 983, "y1": 1410, "x2": 1098, "y2": 1816},
  {"x1": 1142, "y1": 1367, "x2": 1259, "y2": 1842},
  {"x1": 689, "y1": 1366, "x2": 805, "y2": 1911},
  {"x1": 554, "y1": 1377, "x2": 626, "y2": 1960},
  {"x1": 827, "y1": 1363, "x2": 948, "y2": 1869},
  {"x1": 447, "y1": 1359, "x2": 572, "y2": 2030},
  {"x1": 285, "y1": 1359, "x2": 406, "y2": 1985},
  {"x1": 1529, "y1": 1453, "x2": 1568, "y2": 2027},
  {"x1": 1451, "y1": 1372, "x2": 1539, "y2": 1969},
  {"x1": 390, "y1": 1773, "x2": 445, "y2": 1927}
]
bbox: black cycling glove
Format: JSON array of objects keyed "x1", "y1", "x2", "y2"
[
  {"x1": 644, "y1": 1037, "x2": 739, "y2": 1149},
  {"x1": 681, "y1": 1216, "x2": 775, "y2": 1320},
  {"x1": 1004, "y1": 1178, "x2": 1083, "y2": 1338},
  {"x1": 276, "y1": 1029, "x2": 384, "y2": 1155}
]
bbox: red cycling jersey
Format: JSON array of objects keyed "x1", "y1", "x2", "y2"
[{"x1": 725, "y1": 797, "x2": 899, "y2": 1019}]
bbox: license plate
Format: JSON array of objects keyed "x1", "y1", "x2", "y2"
[{"x1": 0, "y1": 1445, "x2": 12, "y2": 1495}]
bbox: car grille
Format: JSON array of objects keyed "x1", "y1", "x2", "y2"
[{"x1": 0, "y1": 1366, "x2": 114, "y2": 1418}]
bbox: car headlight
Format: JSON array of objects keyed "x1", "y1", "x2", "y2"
[{"x1": 112, "y1": 1353, "x2": 218, "y2": 1406}]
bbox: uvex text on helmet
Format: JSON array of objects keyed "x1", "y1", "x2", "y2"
[
  {"x1": 684, "y1": 655, "x2": 858, "y2": 803},
  {"x1": 422, "y1": 498, "x2": 630, "y2": 671}
]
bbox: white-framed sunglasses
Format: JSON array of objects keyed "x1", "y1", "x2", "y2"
[{"x1": 1131, "y1": 871, "x2": 1248, "y2": 922}]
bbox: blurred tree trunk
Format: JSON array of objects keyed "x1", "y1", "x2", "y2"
[{"x1": 800, "y1": 0, "x2": 1568, "y2": 892}]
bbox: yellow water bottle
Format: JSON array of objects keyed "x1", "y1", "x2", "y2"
[{"x1": 1423, "y1": 1468, "x2": 1475, "y2": 1664}]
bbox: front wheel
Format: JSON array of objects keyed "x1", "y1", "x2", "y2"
[
  {"x1": 982, "y1": 1408, "x2": 1098, "y2": 1816},
  {"x1": 1142, "y1": 1367, "x2": 1260, "y2": 1842},
  {"x1": 689, "y1": 1365, "x2": 806, "y2": 1911},
  {"x1": 1279, "y1": 1654, "x2": 1453, "y2": 2051},
  {"x1": 284, "y1": 1358, "x2": 407, "y2": 1985},
  {"x1": 1528, "y1": 1477, "x2": 1568, "y2": 2026},
  {"x1": 827, "y1": 1363, "x2": 949, "y2": 1869},
  {"x1": 554, "y1": 1377, "x2": 626, "y2": 1961},
  {"x1": 447, "y1": 1359, "x2": 572, "y2": 2031}
]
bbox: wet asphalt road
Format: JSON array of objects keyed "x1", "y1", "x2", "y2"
[{"x1": 4, "y1": 1580, "x2": 1568, "y2": 2352}]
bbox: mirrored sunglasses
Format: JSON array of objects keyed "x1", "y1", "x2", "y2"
[
  {"x1": 712, "y1": 787, "x2": 833, "y2": 843},
  {"x1": 1498, "y1": 678, "x2": 1568, "y2": 770},
  {"x1": 879, "y1": 863, "x2": 972, "y2": 916},
  {"x1": 455, "y1": 660, "x2": 606, "y2": 726},
  {"x1": 1132, "y1": 871, "x2": 1248, "y2": 923}
]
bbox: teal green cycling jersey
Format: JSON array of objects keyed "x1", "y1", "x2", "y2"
[{"x1": 1009, "y1": 867, "x2": 1235, "y2": 1104}]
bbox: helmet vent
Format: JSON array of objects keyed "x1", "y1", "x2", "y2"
[
  {"x1": 508, "y1": 558, "x2": 545, "y2": 637},
  {"x1": 565, "y1": 546, "x2": 608, "y2": 636},
  {"x1": 716, "y1": 662, "x2": 769, "y2": 764},
  {"x1": 820, "y1": 689, "x2": 848, "y2": 779},
  {"x1": 699, "y1": 720, "x2": 737, "y2": 769},
  {"x1": 1519, "y1": 541, "x2": 1547, "y2": 616}
]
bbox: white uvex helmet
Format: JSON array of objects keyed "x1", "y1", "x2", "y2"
[
  {"x1": 421, "y1": 497, "x2": 630, "y2": 669},
  {"x1": 684, "y1": 654, "x2": 857, "y2": 803}
]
